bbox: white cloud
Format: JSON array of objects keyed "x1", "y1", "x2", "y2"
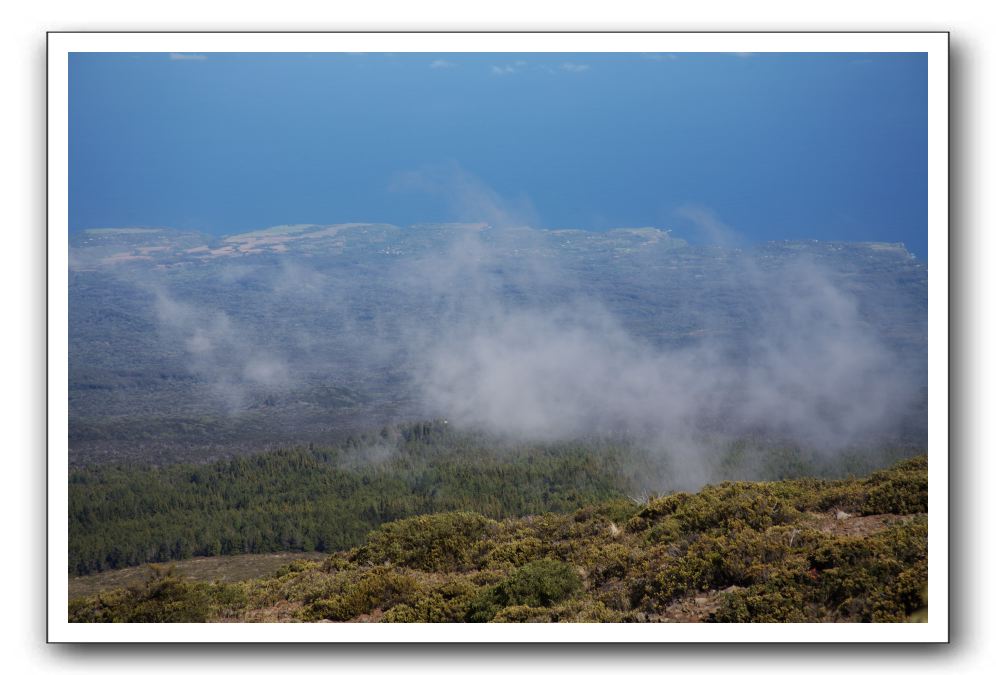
[
  {"x1": 491, "y1": 64, "x2": 517, "y2": 76},
  {"x1": 430, "y1": 59, "x2": 455, "y2": 69},
  {"x1": 561, "y1": 62, "x2": 590, "y2": 73},
  {"x1": 169, "y1": 53, "x2": 207, "y2": 61},
  {"x1": 400, "y1": 212, "x2": 918, "y2": 480}
]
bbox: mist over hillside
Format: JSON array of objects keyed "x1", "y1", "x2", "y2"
[{"x1": 68, "y1": 219, "x2": 927, "y2": 481}]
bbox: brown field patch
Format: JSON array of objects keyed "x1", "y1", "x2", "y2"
[{"x1": 68, "y1": 551, "x2": 328, "y2": 600}]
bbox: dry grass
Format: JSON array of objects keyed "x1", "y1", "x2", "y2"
[{"x1": 68, "y1": 551, "x2": 327, "y2": 600}]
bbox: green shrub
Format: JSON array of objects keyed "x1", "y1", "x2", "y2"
[
  {"x1": 713, "y1": 573, "x2": 812, "y2": 622},
  {"x1": 807, "y1": 480, "x2": 872, "y2": 513},
  {"x1": 381, "y1": 604, "x2": 422, "y2": 622},
  {"x1": 379, "y1": 578, "x2": 483, "y2": 622},
  {"x1": 576, "y1": 498, "x2": 644, "y2": 525},
  {"x1": 467, "y1": 558, "x2": 583, "y2": 622},
  {"x1": 209, "y1": 582, "x2": 249, "y2": 616},
  {"x1": 587, "y1": 543, "x2": 643, "y2": 584},
  {"x1": 808, "y1": 519, "x2": 927, "y2": 621},
  {"x1": 273, "y1": 559, "x2": 321, "y2": 577},
  {"x1": 712, "y1": 518, "x2": 927, "y2": 622},
  {"x1": 627, "y1": 492, "x2": 692, "y2": 532},
  {"x1": 69, "y1": 566, "x2": 214, "y2": 622},
  {"x1": 495, "y1": 558, "x2": 583, "y2": 607},
  {"x1": 356, "y1": 512, "x2": 498, "y2": 572},
  {"x1": 629, "y1": 484, "x2": 800, "y2": 536},
  {"x1": 320, "y1": 554, "x2": 356, "y2": 573},
  {"x1": 484, "y1": 536, "x2": 547, "y2": 569},
  {"x1": 492, "y1": 598, "x2": 625, "y2": 623},
  {"x1": 303, "y1": 568, "x2": 422, "y2": 621},
  {"x1": 649, "y1": 523, "x2": 796, "y2": 605},
  {"x1": 491, "y1": 605, "x2": 553, "y2": 623},
  {"x1": 863, "y1": 474, "x2": 928, "y2": 515}
]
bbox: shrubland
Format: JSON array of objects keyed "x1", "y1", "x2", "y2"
[{"x1": 70, "y1": 454, "x2": 927, "y2": 623}]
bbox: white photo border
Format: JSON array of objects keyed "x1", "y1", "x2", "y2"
[{"x1": 47, "y1": 31, "x2": 949, "y2": 643}]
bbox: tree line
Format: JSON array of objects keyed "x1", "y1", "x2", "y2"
[{"x1": 69, "y1": 423, "x2": 654, "y2": 575}]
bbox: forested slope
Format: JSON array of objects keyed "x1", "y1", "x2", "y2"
[
  {"x1": 69, "y1": 455, "x2": 928, "y2": 623},
  {"x1": 69, "y1": 422, "x2": 921, "y2": 577},
  {"x1": 70, "y1": 424, "x2": 654, "y2": 575}
]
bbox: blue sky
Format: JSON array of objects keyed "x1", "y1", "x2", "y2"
[{"x1": 69, "y1": 52, "x2": 928, "y2": 257}]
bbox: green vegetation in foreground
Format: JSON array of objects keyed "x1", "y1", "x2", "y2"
[
  {"x1": 69, "y1": 422, "x2": 920, "y2": 576},
  {"x1": 69, "y1": 455, "x2": 927, "y2": 623}
]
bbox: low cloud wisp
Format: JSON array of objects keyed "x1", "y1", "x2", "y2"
[
  {"x1": 72, "y1": 168, "x2": 925, "y2": 483},
  {"x1": 406, "y1": 230, "x2": 919, "y2": 452},
  {"x1": 385, "y1": 169, "x2": 924, "y2": 484}
]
